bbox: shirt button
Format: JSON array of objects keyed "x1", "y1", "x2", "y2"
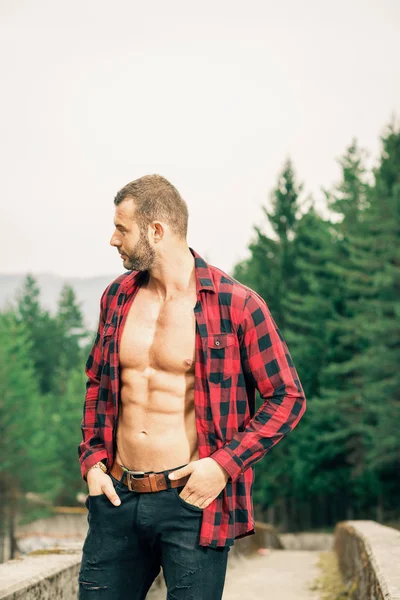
[{"x1": 215, "y1": 340, "x2": 220, "y2": 346}]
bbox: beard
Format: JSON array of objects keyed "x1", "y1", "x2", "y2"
[{"x1": 123, "y1": 228, "x2": 156, "y2": 272}]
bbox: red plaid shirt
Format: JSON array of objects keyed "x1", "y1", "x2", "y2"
[{"x1": 78, "y1": 247, "x2": 306, "y2": 547}]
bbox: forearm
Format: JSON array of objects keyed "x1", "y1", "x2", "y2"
[
  {"x1": 78, "y1": 389, "x2": 107, "y2": 482},
  {"x1": 210, "y1": 384, "x2": 306, "y2": 482},
  {"x1": 78, "y1": 443, "x2": 108, "y2": 482}
]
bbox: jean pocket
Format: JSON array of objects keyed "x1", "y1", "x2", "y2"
[
  {"x1": 86, "y1": 474, "x2": 124, "y2": 508},
  {"x1": 109, "y1": 472, "x2": 125, "y2": 492},
  {"x1": 173, "y1": 487, "x2": 204, "y2": 512}
]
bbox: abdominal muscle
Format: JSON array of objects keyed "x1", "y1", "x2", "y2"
[
  {"x1": 113, "y1": 284, "x2": 200, "y2": 472},
  {"x1": 114, "y1": 369, "x2": 199, "y2": 471}
]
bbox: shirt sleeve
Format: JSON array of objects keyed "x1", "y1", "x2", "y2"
[
  {"x1": 210, "y1": 291, "x2": 307, "y2": 482},
  {"x1": 77, "y1": 285, "x2": 110, "y2": 481}
]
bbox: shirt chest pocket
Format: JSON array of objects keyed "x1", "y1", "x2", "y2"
[{"x1": 206, "y1": 333, "x2": 238, "y2": 385}]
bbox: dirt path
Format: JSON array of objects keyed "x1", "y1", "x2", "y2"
[
  {"x1": 221, "y1": 549, "x2": 322, "y2": 599},
  {"x1": 150, "y1": 548, "x2": 322, "y2": 599}
]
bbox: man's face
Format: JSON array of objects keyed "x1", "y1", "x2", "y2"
[{"x1": 110, "y1": 198, "x2": 156, "y2": 271}]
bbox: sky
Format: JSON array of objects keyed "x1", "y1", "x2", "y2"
[{"x1": 1, "y1": 0, "x2": 399, "y2": 278}]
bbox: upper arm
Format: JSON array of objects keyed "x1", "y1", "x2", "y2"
[
  {"x1": 238, "y1": 292, "x2": 299, "y2": 402},
  {"x1": 85, "y1": 285, "x2": 110, "y2": 387}
]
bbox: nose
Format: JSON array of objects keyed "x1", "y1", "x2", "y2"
[{"x1": 110, "y1": 234, "x2": 120, "y2": 247}]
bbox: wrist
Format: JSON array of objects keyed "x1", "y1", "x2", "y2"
[
  {"x1": 212, "y1": 459, "x2": 230, "y2": 482},
  {"x1": 87, "y1": 460, "x2": 107, "y2": 477}
]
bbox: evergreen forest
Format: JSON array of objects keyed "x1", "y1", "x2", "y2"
[{"x1": 1, "y1": 116, "x2": 399, "y2": 559}]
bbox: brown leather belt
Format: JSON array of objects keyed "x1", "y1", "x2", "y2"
[{"x1": 109, "y1": 461, "x2": 190, "y2": 493}]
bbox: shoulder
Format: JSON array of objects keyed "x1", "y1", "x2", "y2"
[
  {"x1": 100, "y1": 270, "x2": 139, "y2": 309},
  {"x1": 208, "y1": 263, "x2": 266, "y2": 308}
]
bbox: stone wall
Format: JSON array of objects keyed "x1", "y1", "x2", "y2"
[
  {"x1": 0, "y1": 547, "x2": 81, "y2": 600},
  {"x1": 334, "y1": 520, "x2": 400, "y2": 600}
]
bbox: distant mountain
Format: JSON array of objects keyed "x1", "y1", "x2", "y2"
[{"x1": 0, "y1": 272, "x2": 124, "y2": 332}]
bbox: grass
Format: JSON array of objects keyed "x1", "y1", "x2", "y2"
[
  {"x1": 308, "y1": 550, "x2": 350, "y2": 600},
  {"x1": 27, "y1": 548, "x2": 79, "y2": 555}
]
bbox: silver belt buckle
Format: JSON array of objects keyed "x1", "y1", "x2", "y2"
[{"x1": 126, "y1": 470, "x2": 146, "y2": 491}]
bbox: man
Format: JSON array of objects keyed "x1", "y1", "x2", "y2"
[{"x1": 78, "y1": 174, "x2": 306, "y2": 599}]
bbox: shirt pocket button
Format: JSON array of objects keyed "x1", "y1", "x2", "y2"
[{"x1": 207, "y1": 333, "x2": 237, "y2": 385}]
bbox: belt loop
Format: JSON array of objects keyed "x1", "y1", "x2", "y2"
[{"x1": 149, "y1": 473, "x2": 158, "y2": 492}]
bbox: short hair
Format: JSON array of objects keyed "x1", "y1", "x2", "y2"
[{"x1": 114, "y1": 174, "x2": 188, "y2": 239}]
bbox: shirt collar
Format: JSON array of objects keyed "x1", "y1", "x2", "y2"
[{"x1": 121, "y1": 246, "x2": 216, "y2": 297}]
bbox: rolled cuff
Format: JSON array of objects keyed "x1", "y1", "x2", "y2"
[
  {"x1": 209, "y1": 447, "x2": 243, "y2": 483},
  {"x1": 80, "y1": 450, "x2": 109, "y2": 482}
]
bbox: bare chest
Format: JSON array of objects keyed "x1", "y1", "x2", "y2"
[{"x1": 119, "y1": 287, "x2": 198, "y2": 376}]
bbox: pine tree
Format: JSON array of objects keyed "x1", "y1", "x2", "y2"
[
  {"x1": 55, "y1": 283, "x2": 87, "y2": 394},
  {"x1": 345, "y1": 117, "x2": 400, "y2": 519},
  {"x1": 14, "y1": 275, "x2": 62, "y2": 395},
  {"x1": 317, "y1": 136, "x2": 384, "y2": 519},
  {"x1": 232, "y1": 159, "x2": 307, "y2": 529},
  {"x1": 0, "y1": 310, "x2": 61, "y2": 558}
]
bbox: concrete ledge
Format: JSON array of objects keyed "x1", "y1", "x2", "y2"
[
  {"x1": 229, "y1": 521, "x2": 284, "y2": 557},
  {"x1": 0, "y1": 547, "x2": 82, "y2": 600},
  {"x1": 334, "y1": 520, "x2": 400, "y2": 600},
  {"x1": 280, "y1": 530, "x2": 333, "y2": 551}
]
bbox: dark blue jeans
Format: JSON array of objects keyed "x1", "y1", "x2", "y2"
[{"x1": 78, "y1": 463, "x2": 230, "y2": 599}]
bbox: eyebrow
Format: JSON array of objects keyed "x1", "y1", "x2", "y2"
[{"x1": 114, "y1": 223, "x2": 127, "y2": 229}]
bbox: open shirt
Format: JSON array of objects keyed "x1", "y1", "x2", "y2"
[{"x1": 78, "y1": 246, "x2": 307, "y2": 547}]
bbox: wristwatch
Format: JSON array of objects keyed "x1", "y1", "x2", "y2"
[{"x1": 88, "y1": 461, "x2": 107, "y2": 474}]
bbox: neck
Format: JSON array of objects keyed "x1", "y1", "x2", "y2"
[{"x1": 146, "y1": 245, "x2": 196, "y2": 301}]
